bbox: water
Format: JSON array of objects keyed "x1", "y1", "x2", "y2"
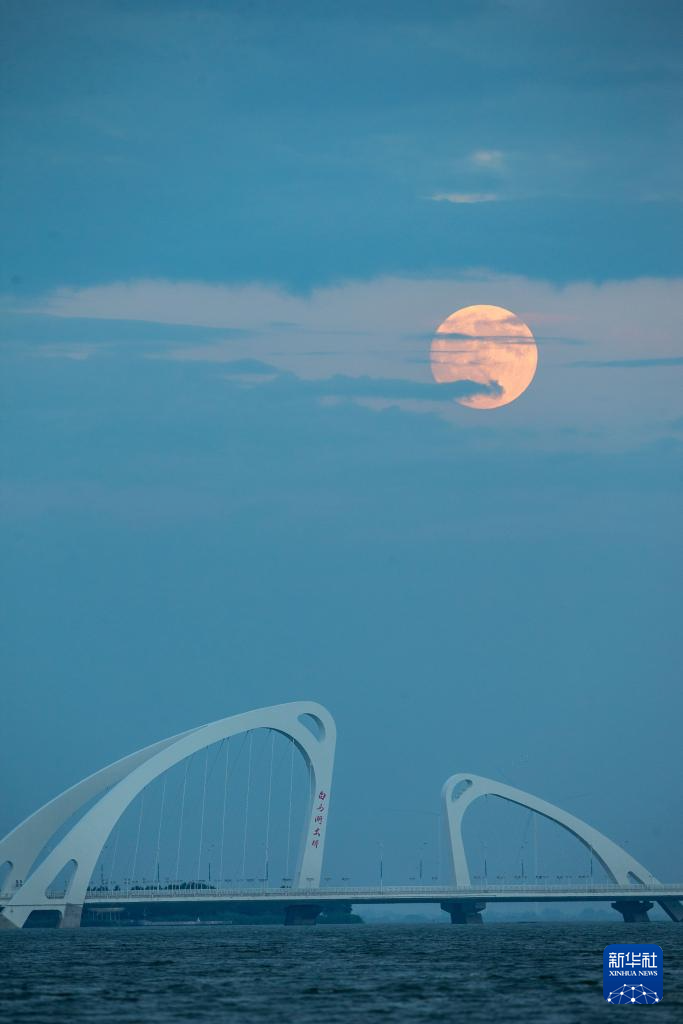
[{"x1": 1, "y1": 923, "x2": 681, "y2": 1022}]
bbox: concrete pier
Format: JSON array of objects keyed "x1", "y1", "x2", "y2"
[
  {"x1": 60, "y1": 904, "x2": 83, "y2": 928},
  {"x1": 440, "y1": 900, "x2": 486, "y2": 924},
  {"x1": 611, "y1": 900, "x2": 653, "y2": 923}
]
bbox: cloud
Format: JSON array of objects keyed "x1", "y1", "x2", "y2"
[
  {"x1": 430, "y1": 192, "x2": 500, "y2": 204},
  {"x1": 268, "y1": 370, "x2": 502, "y2": 403},
  {"x1": 210, "y1": 362, "x2": 503, "y2": 406},
  {"x1": 570, "y1": 356, "x2": 683, "y2": 368},
  {"x1": 6, "y1": 271, "x2": 683, "y2": 445},
  {"x1": 3, "y1": 2, "x2": 682, "y2": 298},
  {"x1": 15, "y1": 271, "x2": 682, "y2": 366},
  {"x1": 0, "y1": 309, "x2": 251, "y2": 347},
  {"x1": 221, "y1": 358, "x2": 279, "y2": 376},
  {"x1": 470, "y1": 149, "x2": 505, "y2": 169}
]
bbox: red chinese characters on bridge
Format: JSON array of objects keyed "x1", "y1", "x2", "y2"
[{"x1": 310, "y1": 791, "x2": 327, "y2": 848}]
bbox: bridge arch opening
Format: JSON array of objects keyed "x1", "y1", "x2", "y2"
[
  {"x1": 297, "y1": 713, "x2": 326, "y2": 742},
  {"x1": 87, "y1": 727, "x2": 319, "y2": 896},
  {"x1": 24, "y1": 909, "x2": 62, "y2": 929},
  {"x1": 46, "y1": 859, "x2": 77, "y2": 899},
  {"x1": 441, "y1": 773, "x2": 657, "y2": 890},
  {"x1": 450, "y1": 780, "x2": 473, "y2": 802},
  {"x1": 460, "y1": 797, "x2": 612, "y2": 886}
]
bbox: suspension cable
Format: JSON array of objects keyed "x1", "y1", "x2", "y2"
[
  {"x1": 175, "y1": 757, "x2": 191, "y2": 886},
  {"x1": 241, "y1": 731, "x2": 253, "y2": 879},
  {"x1": 196, "y1": 746, "x2": 209, "y2": 884},
  {"x1": 154, "y1": 776, "x2": 167, "y2": 887},
  {"x1": 263, "y1": 731, "x2": 275, "y2": 884},
  {"x1": 285, "y1": 739, "x2": 295, "y2": 879},
  {"x1": 219, "y1": 737, "x2": 230, "y2": 886}
]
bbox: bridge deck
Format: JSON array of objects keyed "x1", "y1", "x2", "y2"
[{"x1": 75, "y1": 884, "x2": 683, "y2": 908}]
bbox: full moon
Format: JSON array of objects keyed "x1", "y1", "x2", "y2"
[{"x1": 430, "y1": 304, "x2": 538, "y2": 409}]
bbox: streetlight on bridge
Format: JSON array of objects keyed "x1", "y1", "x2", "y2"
[{"x1": 418, "y1": 842, "x2": 428, "y2": 882}]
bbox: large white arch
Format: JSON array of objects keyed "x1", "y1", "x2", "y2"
[
  {"x1": 441, "y1": 773, "x2": 656, "y2": 888},
  {"x1": 1, "y1": 701, "x2": 336, "y2": 929}
]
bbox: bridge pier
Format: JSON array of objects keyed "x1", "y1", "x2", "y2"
[
  {"x1": 60, "y1": 904, "x2": 83, "y2": 929},
  {"x1": 284, "y1": 903, "x2": 321, "y2": 926},
  {"x1": 440, "y1": 900, "x2": 486, "y2": 924},
  {"x1": 611, "y1": 900, "x2": 653, "y2": 923}
]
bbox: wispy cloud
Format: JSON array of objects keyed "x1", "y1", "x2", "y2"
[
  {"x1": 270, "y1": 371, "x2": 502, "y2": 404},
  {"x1": 470, "y1": 149, "x2": 505, "y2": 169},
  {"x1": 6, "y1": 273, "x2": 683, "y2": 441},
  {"x1": 430, "y1": 192, "x2": 500, "y2": 204},
  {"x1": 571, "y1": 356, "x2": 683, "y2": 368},
  {"x1": 222, "y1": 358, "x2": 279, "y2": 376}
]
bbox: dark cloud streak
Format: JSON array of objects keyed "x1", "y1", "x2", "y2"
[
  {"x1": 266, "y1": 370, "x2": 502, "y2": 403},
  {"x1": 571, "y1": 356, "x2": 683, "y2": 368}
]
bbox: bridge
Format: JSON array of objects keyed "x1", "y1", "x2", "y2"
[
  {"x1": 1, "y1": 701, "x2": 682, "y2": 928},
  {"x1": 78, "y1": 883, "x2": 683, "y2": 927}
]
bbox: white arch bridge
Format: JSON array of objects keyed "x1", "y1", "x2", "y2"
[{"x1": 1, "y1": 701, "x2": 681, "y2": 928}]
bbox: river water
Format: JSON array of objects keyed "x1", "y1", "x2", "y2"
[{"x1": 1, "y1": 922, "x2": 681, "y2": 1022}]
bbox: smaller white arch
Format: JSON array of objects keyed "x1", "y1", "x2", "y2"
[{"x1": 441, "y1": 773, "x2": 656, "y2": 888}]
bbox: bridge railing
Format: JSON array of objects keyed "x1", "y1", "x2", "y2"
[
  {"x1": 4, "y1": 882, "x2": 680, "y2": 902},
  {"x1": 58, "y1": 882, "x2": 683, "y2": 902}
]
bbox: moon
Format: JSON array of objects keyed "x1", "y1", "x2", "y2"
[{"x1": 430, "y1": 304, "x2": 537, "y2": 409}]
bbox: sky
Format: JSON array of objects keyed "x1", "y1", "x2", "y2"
[{"x1": 1, "y1": 0, "x2": 682, "y2": 889}]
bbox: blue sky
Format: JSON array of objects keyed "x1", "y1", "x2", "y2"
[{"x1": 1, "y1": 1, "x2": 681, "y2": 886}]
